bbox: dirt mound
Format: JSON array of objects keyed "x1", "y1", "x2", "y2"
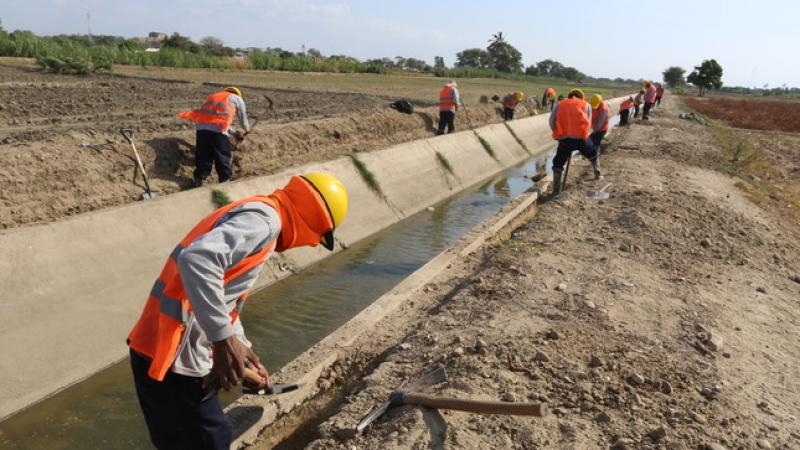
[{"x1": 0, "y1": 63, "x2": 527, "y2": 229}]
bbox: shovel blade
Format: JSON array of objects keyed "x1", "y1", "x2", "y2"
[
  {"x1": 140, "y1": 191, "x2": 160, "y2": 200},
  {"x1": 586, "y1": 191, "x2": 609, "y2": 199}
]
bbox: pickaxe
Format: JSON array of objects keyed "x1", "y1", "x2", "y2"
[{"x1": 356, "y1": 366, "x2": 548, "y2": 434}]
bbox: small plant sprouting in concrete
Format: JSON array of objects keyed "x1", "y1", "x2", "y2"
[
  {"x1": 475, "y1": 131, "x2": 498, "y2": 161},
  {"x1": 504, "y1": 122, "x2": 530, "y2": 153},
  {"x1": 211, "y1": 189, "x2": 232, "y2": 208},
  {"x1": 349, "y1": 154, "x2": 383, "y2": 197},
  {"x1": 435, "y1": 151, "x2": 455, "y2": 176}
]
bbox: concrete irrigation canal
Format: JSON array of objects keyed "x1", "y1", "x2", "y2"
[{"x1": 0, "y1": 98, "x2": 625, "y2": 448}]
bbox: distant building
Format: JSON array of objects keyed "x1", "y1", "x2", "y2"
[{"x1": 148, "y1": 32, "x2": 167, "y2": 42}]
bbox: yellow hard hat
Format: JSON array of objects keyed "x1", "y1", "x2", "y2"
[
  {"x1": 640, "y1": 88, "x2": 646, "y2": 94},
  {"x1": 567, "y1": 88, "x2": 585, "y2": 99},
  {"x1": 224, "y1": 86, "x2": 242, "y2": 97},
  {"x1": 301, "y1": 172, "x2": 349, "y2": 250},
  {"x1": 515, "y1": 91, "x2": 524, "y2": 101},
  {"x1": 589, "y1": 94, "x2": 603, "y2": 109}
]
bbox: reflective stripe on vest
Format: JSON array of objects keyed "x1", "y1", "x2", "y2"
[
  {"x1": 127, "y1": 195, "x2": 277, "y2": 381},
  {"x1": 177, "y1": 91, "x2": 237, "y2": 132},
  {"x1": 552, "y1": 98, "x2": 590, "y2": 140},
  {"x1": 439, "y1": 85, "x2": 457, "y2": 110},
  {"x1": 592, "y1": 102, "x2": 610, "y2": 132}
]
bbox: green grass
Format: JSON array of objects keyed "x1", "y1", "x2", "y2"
[
  {"x1": 504, "y1": 122, "x2": 530, "y2": 153},
  {"x1": 475, "y1": 132, "x2": 498, "y2": 160},
  {"x1": 349, "y1": 154, "x2": 383, "y2": 197},
  {"x1": 211, "y1": 189, "x2": 232, "y2": 208},
  {"x1": 435, "y1": 151, "x2": 455, "y2": 176}
]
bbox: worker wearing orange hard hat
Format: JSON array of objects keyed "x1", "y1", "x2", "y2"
[
  {"x1": 128, "y1": 173, "x2": 349, "y2": 449},
  {"x1": 178, "y1": 86, "x2": 250, "y2": 187}
]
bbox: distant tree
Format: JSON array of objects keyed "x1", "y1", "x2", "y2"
[
  {"x1": 535, "y1": 59, "x2": 565, "y2": 77},
  {"x1": 200, "y1": 36, "x2": 233, "y2": 56},
  {"x1": 525, "y1": 65, "x2": 540, "y2": 76},
  {"x1": 163, "y1": 33, "x2": 200, "y2": 53},
  {"x1": 433, "y1": 56, "x2": 447, "y2": 76},
  {"x1": 687, "y1": 59, "x2": 723, "y2": 96},
  {"x1": 561, "y1": 66, "x2": 585, "y2": 82},
  {"x1": 662, "y1": 66, "x2": 686, "y2": 88},
  {"x1": 455, "y1": 48, "x2": 491, "y2": 68},
  {"x1": 307, "y1": 48, "x2": 322, "y2": 58},
  {"x1": 486, "y1": 32, "x2": 523, "y2": 73}
]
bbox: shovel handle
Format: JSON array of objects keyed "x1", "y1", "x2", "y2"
[{"x1": 401, "y1": 392, "x2": 548, "y2": 417}]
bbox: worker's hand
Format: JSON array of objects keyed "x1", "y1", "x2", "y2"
[
  {"x1": 211, "y1": 336, "x2": 261, "y2": 391},
  {"x1": 243, "y1": 362, "x2": 270, "y2": 391}
]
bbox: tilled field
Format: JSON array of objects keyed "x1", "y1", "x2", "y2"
[
  {"x1": 0, "y1": 63, "x2": 521, "y2": 229},
  {"x1": 684, "y1": 96, "x2": 800, "y2": 133}
]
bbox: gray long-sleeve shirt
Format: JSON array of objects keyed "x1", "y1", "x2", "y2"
[
  {"x1": 549, "y1": 101, "x2": 593, "y2": 140},
  {"x1": 173, "y1": 202, "x2": 280, "y2": 377},
  {"x1": 196, "y1": 93, "x2": 250, "y2": 136}
]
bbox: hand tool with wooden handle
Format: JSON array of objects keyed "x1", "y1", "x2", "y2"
[{"x1": 204, "y1": 367, "x2": 303, "y2": 395}]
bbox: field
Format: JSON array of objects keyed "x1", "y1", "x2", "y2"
[
  {"x1": 684, "y1": 96, "x2": 800, "y2": 133},
  {"x1": 0, "y1": 57, "x2": 627, "y2": 229}
]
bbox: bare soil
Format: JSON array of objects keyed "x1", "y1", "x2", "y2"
[
  {"x1": 684, "y1": 96, "x2": 800, "y2": 133},
  {"x1": 0, "y1": 63, "x2": 530, "y2": 229},
  {"x1": 258, "y1": 95, "x2": 800, "y2": 450}
]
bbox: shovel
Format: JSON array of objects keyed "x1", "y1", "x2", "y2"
[
  {"x1": 587, "y1": 183, "x2": 611, "y2": 199},
  {"x1": 356, "y1": 366, "x2": 547, "y2": 434},
  {"x1": 120, "y1": 128, "x2": 159, "y2": 200}
]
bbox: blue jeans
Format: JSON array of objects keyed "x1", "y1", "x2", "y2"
[{"x1": 130, "y1": 350, "x2": 232, "y2": 450}]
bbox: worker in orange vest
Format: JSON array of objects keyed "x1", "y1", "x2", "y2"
[
  {"x1": 541, "y1": 87, "x2": 556, "y2": 111},
  {"x1": 589, "y1": 94, "x2": 610, "y2": 154},
  {"x1": 437, "y1": 80, "x2": 460, "y2": 135},
  {"x1": 501, "y1": 91, "x2": 525, "y2": 121},
  {"x1": 643, "y1": 81, "x2": 658, "y2": 120},
  {"x1": 633, "y1": 88, "x2": 644, "y2": 118},
  {"x1": 178, "y1": 87, "x2": 250, "y2": 187},
  {"x1": 549, "y1": 89, "x2": 601, "y2": 194},
  {"x1": 656, "y1": 83, "x2": 665, "y2": 107},
  {"x1": 618, "y1": 96, "x2": 635, "y2": 126},
  {"x1": 128, "y1": 173, "x2": 349, "y2": 449}
]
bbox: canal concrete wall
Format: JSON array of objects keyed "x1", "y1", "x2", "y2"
[{"x1": 0, "y1": 96, "x2": 626, "y2": 420}]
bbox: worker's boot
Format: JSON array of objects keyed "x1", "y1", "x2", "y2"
[
  {"x1": 552, "y1": 169, "x2": 563, "y2": 195},
  {"x1": 591, "y1": 158, "x2": 603, "y2": 180}
]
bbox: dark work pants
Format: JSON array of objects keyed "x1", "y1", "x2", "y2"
[
  {"x1": 503, "y1": 107, "x2": 515, "y2": 121},
  {"x1": 656, "y1": 96, "x2": 662, "y2": 106},
  {"x1": 633, "y1": 104, "x2": 640, "y2": 118},
  {"x1": 552, "y1": 138, "x2": 598, "y2": 173},
  {"x1": 620, "y1": 109, "x2": 630, "y2": 126},
  {"x1": 194, "y1": 130, "x2": 233, "y2": 183},
  {"x1": 130, "y1": 350, "x2": 232, "y2": 450},
  {"x1": 437, "y1": 110, "x2": 455, "y2": 134},
  {"x1": 643, "y1": 102, "x2": 654, "y2": 119},
  {"x1": 590, "y1": 131, "x2": 607, "y2": 154}
]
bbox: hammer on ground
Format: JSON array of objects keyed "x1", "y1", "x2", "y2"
[{"x1": 356, "y1": 366, "x2": 548, "y2": 434}]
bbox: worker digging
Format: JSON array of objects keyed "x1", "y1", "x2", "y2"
[
  {"x1": 127, "y1": 173, "x2": 349, "y2": 450},
  {"x1": 548, "y1": 88, "x2": 602, "y2": 195},
  {"x1": 178, "y1": 86, "x2": 251, "y2": 187}
]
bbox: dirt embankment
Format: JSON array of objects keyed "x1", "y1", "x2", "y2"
[
  {"x1": 0, "y1": 63, "x2": 531, "y2": 229},
  {"x1": 256, "y1": 96, "x2": 800, "y2": 450}
]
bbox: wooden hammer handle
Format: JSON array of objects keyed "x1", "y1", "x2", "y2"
[
  {"x1": 203, "y1": 367, "x2": 263, "y2": 388},
  {"x1": 401, "y1": 392, "x2": 548, "y2": 417}
]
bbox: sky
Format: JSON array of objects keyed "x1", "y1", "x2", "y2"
[{"x1": 3, "y1": 0, "x2": 799, "y2": 88}]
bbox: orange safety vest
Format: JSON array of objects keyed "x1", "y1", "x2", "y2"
[
  {"x1": 502, "y1": 93, "x2": 519, "y2": 109},
  {"x1": 656, "y1": 86, "x2": 664, "y2": 97},
  {"x1": 620, "y1": 99, "x2": 634, "y2": 111},
  {"x1": 439, "y1": 85, "x2": 457, "y2": 111},
  {"x1": 552, "y1": 97, "x2": 590, "y2": 140},
  {"x1": 177, "y1": 91, "x2": 237, "y2": 132},
  {"x1": 592, "y1": 102, "x2": 610, "y2": 132},
  {"x1": 128, "y1": 195, "x2": 278, "y2": 381}
]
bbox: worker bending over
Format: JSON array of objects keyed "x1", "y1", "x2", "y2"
[
  {"x1": 633, "y1": 88, "x2": 644, "y2": 118},
  {"x1": 437, "y1": 80, "x2": 460, "y2": 135},
  {"x1": 179, "y1": 87, "x2": 250, "y2": 187},
  {"x1": 541, "y1": 87, "x2": 556, "y2": 112},
  {"x1": 128, "y1": 173, "x2": 349, "y2": 449},
  {"x1": 618, "y1": 96, "x2": 635, "y2": 126},
  {"x1": 589, "y1": 94, "x2": 610, "y2": 154},
  {"x1": 501, "y1": 91, "x2": 525, "y2": 121},
  {"x1": 549, "y1": 89, "x2": 602, "y2": 194}
]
